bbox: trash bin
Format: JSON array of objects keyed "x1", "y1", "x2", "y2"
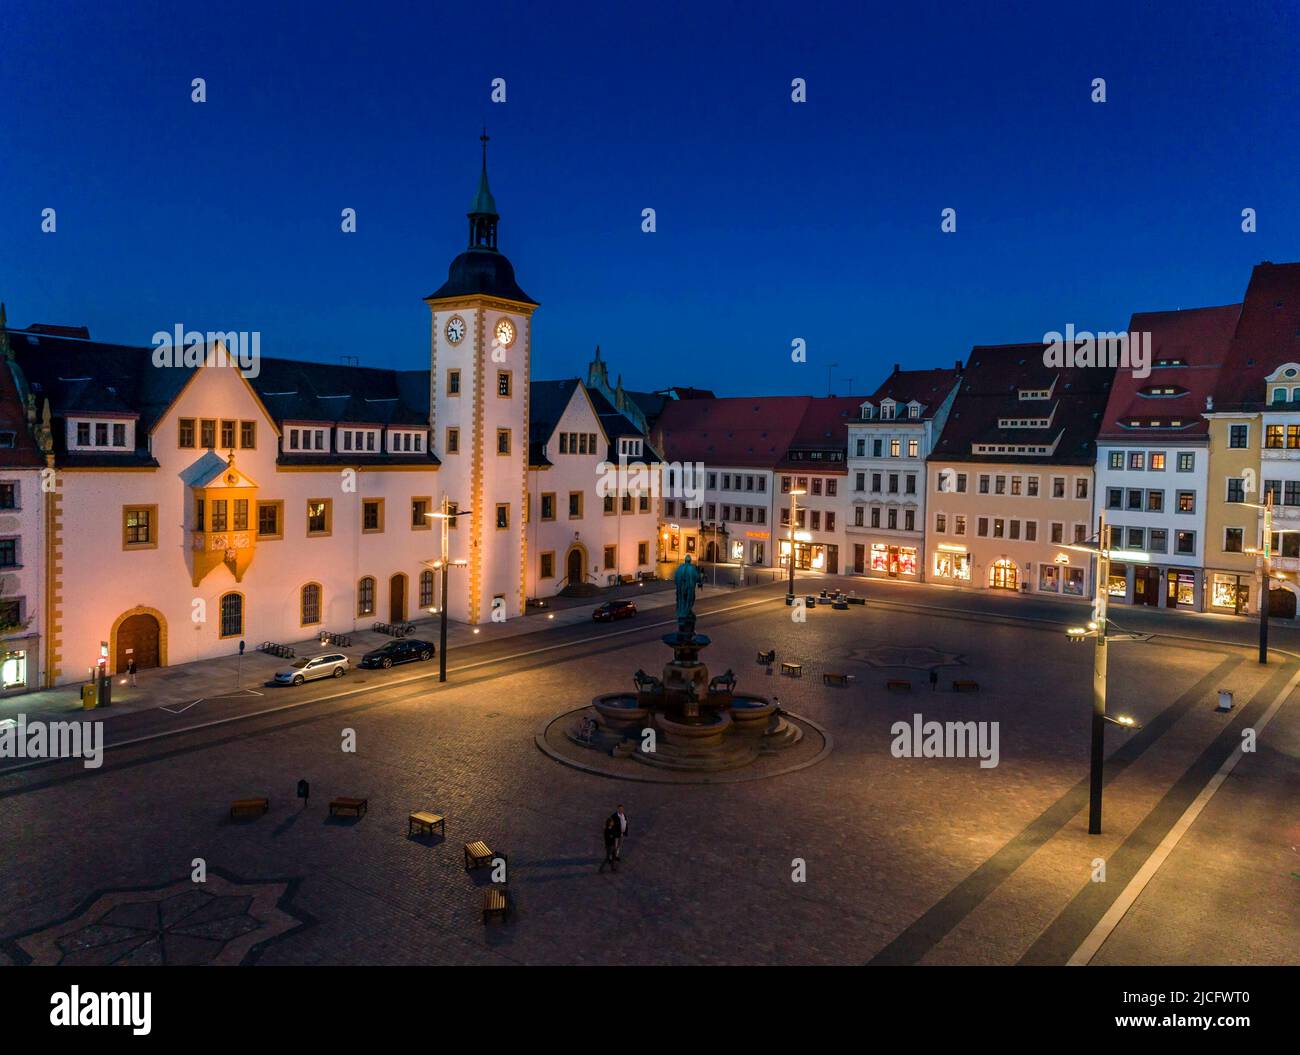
[{"x1": 81, "y1": 683, "x2": 98, "y2": 709}]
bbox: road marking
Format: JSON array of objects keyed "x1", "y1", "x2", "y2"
[
  {"x1": 1065, "y1": 663, "x2": 1300, "y2": 966},
  {"x1": 158, "y1": 688, "x2": 265, "y2": 715}
]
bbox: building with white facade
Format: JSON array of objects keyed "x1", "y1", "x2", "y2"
[
  {"x1": 0, "y1": 138, "x2": 659, "y2": 689},
  {"x1": 1093, "y1": 305, "x2": 1239, "y2": 611},
  {"x1": 845, "y1": 363, "x2": 961, "y2": 579}
]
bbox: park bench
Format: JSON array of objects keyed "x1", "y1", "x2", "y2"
[
  {"x1": 822, "y1": 672, "x2": 851, "y2": 687},
  {"x1": 832, "y1": 600, "x2": 849, "y2": 610},
  {"x1": 756, "y1": 649, "x2": 775, "y2": 665},
  {"x1": 886, "y1": 678, "x2": 912, "y2": 692},
  {"x1": 464, "y1": 840, "x2": 498, "y2": 871},
  {"x1": 482, "y1": 888, "x2": 509, "y2": 923},
  {"x1": 780, "y1": 661, "x2": 802, "y2": 678},
  {"x1": 329, "y1": 796, "x2": 368, "y2": 818},
  {"x1": 847, "y1": 596, "x2": 866, "y2": 605},
  {"x1": 230, "y1": 797, "x2": 269, "y2": 819},
  {"x1": 952, "y1": 679, "x2": 980, "y2": 693},
  {"x1": 408, "y1": 810, "x2": 445, "y2": 838}
]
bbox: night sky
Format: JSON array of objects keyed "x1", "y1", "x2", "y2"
[{"x1": 2, "y1": 0, "x2": 1297, "y2": 396}]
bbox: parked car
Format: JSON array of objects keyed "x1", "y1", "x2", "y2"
[
  {"x1": 359, "y1": 639, "x2": 436, "y2": 669},
  {"x1": 274, "y1": 653, "x2": 349, "y2": 686},
  {"x1": 593, "y1": 599, "x2": 637, "y2": 622}
]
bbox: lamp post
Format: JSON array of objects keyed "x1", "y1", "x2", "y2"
[
  {"x1": 1064, "y1": 512, "x2": 1144, "y2": 835},
  {"x1": 425, "y1": 496, "x2": 473, "y2": 683},
  {"x1": 785, "y1": 488, "x2": 807, "y2": 601},
  {"x1": 1240, "y1": 496, "x2": 1275, "y2": 664}
]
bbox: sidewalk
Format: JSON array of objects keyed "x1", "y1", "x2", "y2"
[{"x1": 0, "y1": 575, "x2": 760, "y2": 723}]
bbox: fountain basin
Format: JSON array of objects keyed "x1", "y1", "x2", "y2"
[
  {"x1": 729, "y1": 695, "x2": 777, "y2": 731},
  {"x1": 592, "y1": 693, "x2": 650, "y2": 730},
  {"x1": 656, "y1": 708, "x2": 732, "y2": 750}
]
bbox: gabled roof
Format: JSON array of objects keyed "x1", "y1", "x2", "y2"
[
  {"x1": 10, "y1": 330, "x2": 437, "y2": 467},
  {"x1": 1098, "y1": 304, "x2": 1240, "y2": 439},
  {"x1": 527, "y1": 378, "x2": 654, "y2": 467},
  {"x1": 1213, "y1": 262, "x2": 1300, "y2": 410},
  {"x1": 930, "y1": 343, "x2": 1113, "y2": 465},
  {"x1": 859, "y1": 365, "x2": 962, "y2": 422}
]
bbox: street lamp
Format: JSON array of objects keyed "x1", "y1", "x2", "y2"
[
  {"x1": 1240, "y1": 494, "x2": 1275, "y2": 664},
  {"x1": 785, "y1": 488, "x2": 807, "y2": 602},
  {"x1": 1062, "y1": 512, "x2": 1143, "y2": 835},
  {"x1": 425, "y1": 497, "x2": 474, "y2": 683}
]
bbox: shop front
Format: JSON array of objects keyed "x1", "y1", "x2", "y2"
[
  {"x1": 1208, "y1": 571, "x2": 1251, "y2": 614},
  {"x1": 1036, "y1": 561, "x2": 1087, "y2": 597},
  {"x1": 868, "y1": 542, "x2": 918, "y2": 578},
  {"x1": 779, "y1": 539, "x2": 838, "y2": 574},
  {"x1": 931, "y1": 545, "x2": 972, "y2": 582},
  {"x1": 1165, "y1": 568, "x2": 1198, "y2": 609}
]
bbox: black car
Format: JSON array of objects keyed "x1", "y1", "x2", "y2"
[
  {"x1": 593, "y1": 599, "x2": 637, "y2": 622},
  {"x1": 359, "y1": 639, "x2": 436, "y2": 669}
]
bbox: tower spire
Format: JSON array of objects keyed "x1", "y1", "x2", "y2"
[{"x1": 467, "y1": 129, "x2": 499, "y2": 250}]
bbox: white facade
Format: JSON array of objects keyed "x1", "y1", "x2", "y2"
[
  {"x1": 1095, "y1": 440, "x2": 1209, "y2": 609},
  {"x1": 524, "y1": 385, "x2": 659, "y2": 597},
  {"x1": 661, "y1": 467, "x2": 776, "y2": 569},
  {"x1": 845, "y1": 401, "x2": 930, "y2": 579},
  {"x1": 0, "y1": 468, "x2": 44, "y2": 692}
]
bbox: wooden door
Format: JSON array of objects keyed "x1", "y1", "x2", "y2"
[
  {"x1": 389, "y1": 574, "x2": 407, "y2": 623},
  {"x1": 116, "y1": 613, "x2": 160, "y2": 671}
]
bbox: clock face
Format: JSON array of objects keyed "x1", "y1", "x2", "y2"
[
  {"x1": 494, "y1": 318, "x2": 516, "y2": 348},
  {"x1": 445, "y1": 315, "x2": 466, "y2": 345}
]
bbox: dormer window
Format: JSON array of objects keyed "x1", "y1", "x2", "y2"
[
  {"x1": 859, "y1": 402, "x2": 876, "y2": 420},
  {"x1": 68, "y1": 417, "x2": 132, "y2": 451},
  {"x1": 880, "y1": 401, "x2": 896, "y2": 420},
  {"x1": 386, "y1": 429, "x2": 426, "y2": 453},
  {"x1": 286, "y1": 426, "x2": 330, "y2": 453},
  {"x1": 1139, "y1": 384, "x2": 1188, "y2": 398},
  {"x1": 907, "y1": 402, "x2": 921, "y2": 419},
  {"x1": 339, "y1": 428, "x2": 379, "y2": 453},
  {"x1": 618, "y1": 437, "x2": 643, "y2": 458}
]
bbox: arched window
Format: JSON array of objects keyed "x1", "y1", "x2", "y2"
[
  {"x1": 301, "y1": 583, "x2": 322, "y2": 626},
  {"x1": 357, "y1": 576, "x2": 375, "y2": 617},
  {"x1": 419, "y1": 569, "x2": 434, "y2": 609},
  {"x1": 219, "y1": 592, "x2": 244, "y2": 638}
]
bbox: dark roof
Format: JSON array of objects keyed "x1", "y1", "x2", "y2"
[
  {"x1": 1213, "y1": 262, "x2": 1300, "y2": 410},
  {"x1": 425, "y1": 249, "x2": 536, "y2": 305},
  {"x1": 527, "y1": 379, "x2": 654, "y2": 466},
  {"x1": 778, "y1": 396, "x2": 871, "y2": 472},
  {"x1": 930, "y1": 343, "x2": 1114, "y2": 465},
  {"x1": 863, "y1": 365, "x2": 962, "y2": 419},
  {"x1": 1099, "y1": 304, "x2": 1240, "y2": 440},
  {"x1": 656, "y1": 396, "x2": 815, "y2": 469},
  {"x1": 11, "y1": 332, "x2": 436, "y2": 466},
  {"x1": 0, "y1": 361, "x2": 47, "y2": 468}
]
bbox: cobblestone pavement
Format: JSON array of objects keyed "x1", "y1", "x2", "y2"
[{"x1": 2, "y1": 592, "x2": 1296, "y2": 965}]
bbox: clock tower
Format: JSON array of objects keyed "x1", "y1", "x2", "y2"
[{"x1": 425, "y1": 134, "x2": 536, "y2": 625}]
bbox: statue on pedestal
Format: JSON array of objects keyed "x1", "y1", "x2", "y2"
[{"x1": 673, "y1": 555, "x2": 703, "y2": 637}]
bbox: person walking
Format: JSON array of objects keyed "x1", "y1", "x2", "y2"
[
  {"x1": 612, "y1": 804, "x2": 629, "y2": 862},
  {"x1": 599, "y1": 814, "x2": 619, "y2": 873},
  {"x1": 127, "y1": 657, "x2": 138, "y2": 687}
]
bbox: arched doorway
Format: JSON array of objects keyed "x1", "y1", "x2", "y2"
[
  {"x1": 990, "y1": 559, "x2": 1018, "y2": 591},
  {"x1": 389, "y1": 573, "x2": 408, "y2": 623},
  {"x1": 1268, "y1": 585, "x2": 1297, "y2": 619},
  {"x1": 704, "y1": 541, "x2": 718, "y2": 563},
  {"x1": 565, "y1": 545, "x2": 586, "y2": 587},
  {"x1": 111, "y1": 607, "x2": 167, "y2": 673}
]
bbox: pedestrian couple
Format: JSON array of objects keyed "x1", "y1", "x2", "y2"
[{"x1": 598, "y1": 804, "x2": 629, "y2": 873}]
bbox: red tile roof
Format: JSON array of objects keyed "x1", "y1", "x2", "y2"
[
  {"x1": 1098, "y1": 303, "x2": 1241, "y2": 440},
  {"x1": 1213, "y1": 262, "x2": 1300, "y2": 410},
  {"x1": 654, "y1": 396, "x2": 812, "y2": 467},
  {"x1": 864, "y1": 365, "x2": 963, "y2": 419}
]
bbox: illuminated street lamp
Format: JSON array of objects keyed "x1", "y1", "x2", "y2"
[
  {"x1": 1062, "y1": 512, "x2": 1143, "y2": 835},
  {"x1": 425, "y1": 497, "x2": 474, "y2": 683},
  {"x1": 785, "y1": 488, "x2": 807, "y2": 602}
]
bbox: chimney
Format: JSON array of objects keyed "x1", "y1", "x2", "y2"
[
  {"x1": 893, "y1": 362, "x2": 901, "y2": 373},
  {"x1": 955, "y1": 360, "x2": 962, "y2": 372}
]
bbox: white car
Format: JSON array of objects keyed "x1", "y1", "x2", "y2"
[{"x1": 275, "y1": 653, "x2": 349, "y2": 686}]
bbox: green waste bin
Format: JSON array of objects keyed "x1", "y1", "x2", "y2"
[{"x1": 81, "y1": 683, "x2": 97, "y2": 709}]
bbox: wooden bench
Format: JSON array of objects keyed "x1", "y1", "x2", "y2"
[
  {"x1": 822, "y1": 672, "x2": 851, "y2": 687},
  {"x1": 329, "y1": 797, "x2": 368, "y2": 817},
  {"x1": 482, "y1": 887, "x2": 509, "y2": 923},
  {"x1": 780, "y1": 661, "x2": 802, "y2": 678},
  {"x1": 464, "y1": 840, "x2": 497, "y2": 871},
  {"x1": 756, "y1": 649, "x2": 776, "y2": 665},
  {"x1": 886, "y1": 679, "x2": 912, "y2": 692},
  {"x1": 230, "y1": 797, "x2": 269, "y2": 819},
  {"x1": 408, "y1": 810, "x2": 445, "y2": 838},
  {"x1": 952, "y1": 679, "x2": 980, "y2": 693}
]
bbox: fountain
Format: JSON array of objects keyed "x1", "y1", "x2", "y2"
[{"x1": 580, "y1": 555, "x2": 802, "y2": 772}]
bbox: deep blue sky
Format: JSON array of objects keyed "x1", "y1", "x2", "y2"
[{"x1": 2, "y1": 0, "x2": 1297, "y2": 397}]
